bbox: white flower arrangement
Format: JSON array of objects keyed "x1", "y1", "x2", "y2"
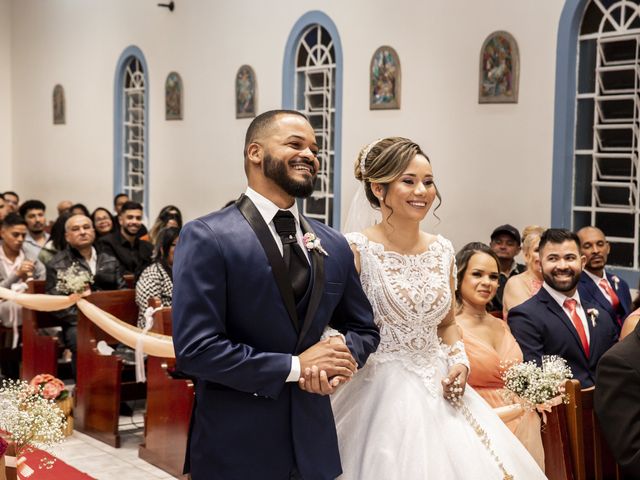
[
  {"x1": 303, "y1": 232, "x2": 328, "y2": 256},
  {"x1": 502, "y1": 355, "x2": 573, "y2": 410},
  {"x1": 587, "y1": 308, "x2": 599, "y2": 327},
  {"x1": 55, "y1": 262, "x2": 93, "y2": 295},
  {"x1": 0, "y1": 379, "x2": 67, "y2": 459}
]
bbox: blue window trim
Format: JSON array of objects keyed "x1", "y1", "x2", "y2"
[
  {"x1": 553, "y1": 0, "x2": 639, "y2": 287},
  {"x1": 282, "y1": 11, "x2": 343, "y2": 229},
  {"x1": 113, "y1": 45, "x2": 150, "y2": 213}
]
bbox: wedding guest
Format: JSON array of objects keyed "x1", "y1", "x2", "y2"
[
  {"x1": 594, "y1": 320, "x2": 640, "y2": 479},
  {"x1": 113, "y1": 193, "x2": 129, "y2": 215},
  {"x1": 508, "y1": 229, "x2": 618, "y2": 387},
  {"x1": 502, "y1": 225, "x2": 545, "y2": 315},
  {"x1": 19, "y1": 200, "x2": 49, "y2": 260},
  {"x1": 0, "y1": 213, "x2": 45, "y2": 379},
  {"x1": 91, "y1": 207, "x2": 116, "y2": 238},
  {"x1": 38, "y1": 212, "x2": 72, "y2": 265},
  {"x1": 2, "y1": 191, "x2": 19, "y2": 213},
  {"x1": 69, "y1": 203, "x2": 91, "y2": 218},
  {"x1": 455, "y1": 242, "x2": 544, "y2": 470},
  {"x1": 142, "y1": 205, "x2": 182, "y2": 245},
  {"x1": 98, "y1": 201, "x2": 152, "y2": 275},
  {"x1": 57, "y1": 200, "x2": 73, "y2": 215},
  {"x1": 577, "y1": 226, "x2": 632, "y2": 330},
  {"x1": 46, "y1": 214, "x2": 126, "y2": 373},
  {"x1": 0, "y1": 196, "x2": 7, "y2": 222},
  {"x1": 135, "y1": 227, "x2": 179, "y2": 327},
  {"x1": 488, "y1": 224, "x2": 526, "y2": 313}
]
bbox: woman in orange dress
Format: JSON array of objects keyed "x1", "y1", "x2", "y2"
[
  {"x1": 502, "y1": 225, "x2": 545, "y2": 316},
  {"x1": 455, "y1": 242, "x2": 545, "y2": 470}
]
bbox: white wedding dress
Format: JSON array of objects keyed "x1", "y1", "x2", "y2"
[{"x1": 331, "y1": 233, "x2": 547, "y2": 479}]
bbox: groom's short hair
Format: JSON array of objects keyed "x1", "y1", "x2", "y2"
[{"x1": 243, "y1": 109, "x2": 308, "y2": 161}]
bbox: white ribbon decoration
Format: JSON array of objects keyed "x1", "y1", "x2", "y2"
[
  {"x1": 135, "y1": 307, "x2": 162, "y2": 382},
  {"x1": 9, "y1": 282, "x2": 28, "y2": 349}
]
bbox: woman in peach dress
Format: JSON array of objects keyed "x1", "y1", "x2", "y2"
[
  {"x1": 455, "y1": 242, "x2": 545, "y2": 470},
  {"x1": 502, "y1": 225, "x2": 545, "y2": 316}
]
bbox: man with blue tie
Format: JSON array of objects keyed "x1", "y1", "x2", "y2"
[
  {"x1": 508, "y1": 229, "x2": 618, "y2": 387},
  {"x1": 172, "y1": 110, "x2": 380, "y2": 480},
  {"x1": 577, "y1": 226, "x2": 632, "y2": 331}
]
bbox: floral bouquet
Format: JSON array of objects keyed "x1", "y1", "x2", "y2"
[
  {"x1": 0, "y1": 379, "x2": 67, "y2": 477},
  {"x1": 29, "y1": 374, "x2": 68, "y2": 402},
  {"x1": 55, "y1": 262, "x2": 93, "y2": 295},
  {"x1": 502, "y1": 355, "x2": 573, "y2": 415}
]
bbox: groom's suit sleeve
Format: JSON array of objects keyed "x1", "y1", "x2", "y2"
[
  {"x1": 508, "y1": 303, "x2": 544, "y2": 365},
  {"x1": 172, "y1": 219, "x2": 292, "y2": 399}
]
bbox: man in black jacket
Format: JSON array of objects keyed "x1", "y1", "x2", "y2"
[
  {"x1": 594, "y1": 321, "x2": 640, "y2": 479},
  {"x1": 46, "y1": 214, "x2": 126, "y2": 371}
]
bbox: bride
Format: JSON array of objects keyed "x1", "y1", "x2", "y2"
[{"x1": 327, "y1": 137, "x2": 546, "y2": 479}]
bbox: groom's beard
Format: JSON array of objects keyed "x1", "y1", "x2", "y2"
[{"x1": 263, "y1": 152, "x2": 316, "y2": 198}]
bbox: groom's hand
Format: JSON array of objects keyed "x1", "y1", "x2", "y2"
[{"x1": 298, "y1": 339, "x2": 357, "y2": 395}]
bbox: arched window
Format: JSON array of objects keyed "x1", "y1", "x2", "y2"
[
  {"x1": 114, "y1": 46, "x2": 149, "y2": 209},
  {"x1": 554, "y1": 0, "x2": 640, "y2": 284},
  {"x1": 283, "y1": 12, "x2": 343, "y2": 228}
]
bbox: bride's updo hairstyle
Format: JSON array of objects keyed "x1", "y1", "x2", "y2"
[
  {"x1": 454, "y1": 242, "x2": 500, "y2": 308},
  {"x1": 355, "y1": 137, "x2": 442, "y2": 213}
]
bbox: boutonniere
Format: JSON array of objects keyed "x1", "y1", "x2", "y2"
[
  {"x1": 611, "y1": 275, "x2": 620, "y2": 291},
  {"x1": 587, "y1": 308, "x2": 599, "y2": 327},
  {"x1": 303, "y1": 232, "x2": 328, "y2": 256}
]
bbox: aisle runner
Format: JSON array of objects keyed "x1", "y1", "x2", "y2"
[{"x1": 6, "y1": 447, "x2": 95, "y2": 480}]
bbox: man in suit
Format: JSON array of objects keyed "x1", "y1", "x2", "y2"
[
  {"x1": 508, "y1": 228, "x2": 617, "y2": 387},
  {"x1": 594, "y1": 321, "x2": 640, "y2": 479},
  {"x1": 172, "y1": 110, "x2": 380, "y2": 480},
  {"x1": 577, "y1": 226, "x2": 632, "y2": 330}
]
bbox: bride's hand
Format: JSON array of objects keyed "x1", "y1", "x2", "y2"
[{"x1": 442, "y1": 364, "x2": 469, "y2": 401}]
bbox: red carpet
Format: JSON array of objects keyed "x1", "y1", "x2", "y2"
[{"x1": 6, "y1": 447, "x2": 95, "y2": 480}]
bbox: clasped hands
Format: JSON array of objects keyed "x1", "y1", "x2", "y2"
[{"x1": 298, "y1": 336, "x2": 356, "y2": 396}]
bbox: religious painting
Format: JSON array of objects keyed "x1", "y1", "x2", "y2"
[
  {"x1": 236, "y1": 65, "x2": 257, "y2": 118},
  {"x1": 53, "y1": 84, "x2": 65, "y2": 125},
  {"x1": 478, "y1": 31, "x2": 519, "y2": 103},
  {"x1": 165, "y1": 71, "x2": 183, "y2": 120},
  {"x1": 370, "y1": 46, "x2": 401, "y2": 110}
]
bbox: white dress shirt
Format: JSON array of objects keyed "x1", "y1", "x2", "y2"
[
  {"x1": 244, "y1": 187, "x2": 304, "y2": 382},
  {"x1": 543, "y1": 283, "x2": 590, "y2": 344},
  {"x1": 584, "y1": 269, "x2": 614, "y2": 304}
]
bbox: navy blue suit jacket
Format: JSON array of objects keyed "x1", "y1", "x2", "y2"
[
  {"x1": 508, "y1": 287, "x2": 618, "y2": 387},
  {"x1": 172, "y1": 196, "x2": 380, "y2": 480},
  {"x1": 578, "y1": 271, "x2": 632, "y2": 330}
]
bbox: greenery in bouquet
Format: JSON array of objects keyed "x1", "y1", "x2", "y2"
[
  {"x1": 502, "y1": 355, "x2": 573, "y2": 410},
  {"x1": 29, "y1": 374, "x2": 69, "y2": 401},
  {"x1": 55, "y1": 262, "x2": 93, "y2": 294},
  {"x1": 0, "y1": 379, "x2": 67, "y2": 456}
]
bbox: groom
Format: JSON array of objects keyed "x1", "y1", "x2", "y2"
[{"x1": 172, "y1": 110, "x2": 380, "y2": 480}]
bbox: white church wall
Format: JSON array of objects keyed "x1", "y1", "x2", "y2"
[
  {"x1": 9, "y1": 0, "x2": 564, "y2": 250},
  {"x1": 0, "y1": 0, "x2": 12, "y2": 186}
]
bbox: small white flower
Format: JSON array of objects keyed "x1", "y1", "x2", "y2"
[
  {"x1": 611, "y1": 275, "x2": 620, "y2": 291},
  {"x1": 303, "y1": 233, "x2": 329, "y2": 256},
  {"x1": 587, "y1": 308, "x2": 599, "y2": 327}
]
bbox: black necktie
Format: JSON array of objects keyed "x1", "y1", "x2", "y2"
[{"x1": 273, "y1": 210, "x2": 310, "y2": 302}]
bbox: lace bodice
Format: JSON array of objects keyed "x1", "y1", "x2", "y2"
[{"x1": 347, "y1": 232, "x2": 457, "y2": 395}]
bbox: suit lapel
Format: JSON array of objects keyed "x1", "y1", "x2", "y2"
[
  {"x1": 296, "y1": 216, "x2": 325, "y2": 349},
  {"x1": 582, "y1": 298, "x2": 600, "y2": 365},
  {"x1": 236, "y1": 194, "x2": 299, "y2": 332},
  {"x1": 538, "y1": 288, "x2": 588, "y2": 359},
  {"x1": 582, "y1": 274, "x2": 614, "y2": 317}
]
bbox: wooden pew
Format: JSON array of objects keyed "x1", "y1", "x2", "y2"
[
  {"x1": 139, "y1": 298, "x2": 193, "y2": 478},
  {"x1": 541, "y1": 387, "x2": 575, "y2": 480},
  {"x1": 75, "y1": 289, "x2": 146, "y2": 448},
  {"x1": 20, "y1": 280, "x2": 61, "y2": 380},
  {"x1": 564, "y1": 381, "x2": 620, "y2": 480}
]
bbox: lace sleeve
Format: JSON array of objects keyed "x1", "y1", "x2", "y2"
[{"x1": 441, "y1": 339, "x2": 470, "y2": 372}]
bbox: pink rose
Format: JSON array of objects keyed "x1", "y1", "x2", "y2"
[{"x1": 41, "y1": 382, "x2": 63, "y2": 400}]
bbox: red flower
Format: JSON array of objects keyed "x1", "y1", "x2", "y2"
[{"x1": 0, "y1": 436, "x2": 7, "y2": 457}]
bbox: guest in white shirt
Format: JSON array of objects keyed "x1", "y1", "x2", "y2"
[{"x1": 19, "y1": 200, "x2": 50, "y2": 260}]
